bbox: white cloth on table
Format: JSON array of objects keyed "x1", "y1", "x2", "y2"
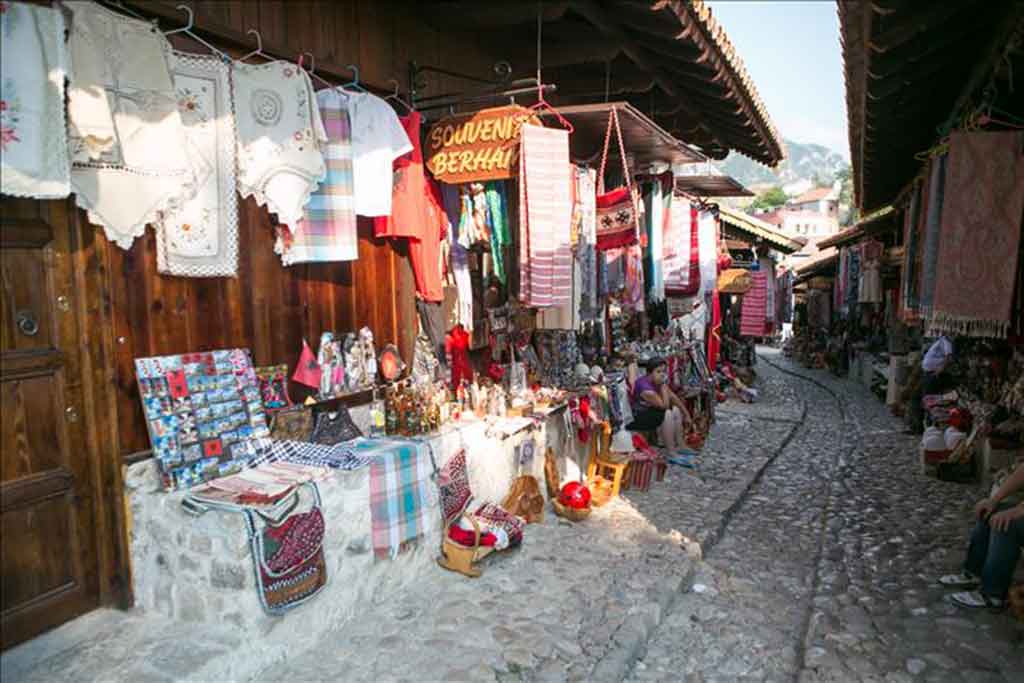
[
  {"x1": 0, "y1": 1, "x2": 70, "y2": 198},
  {"x1": 155, "y1": 52, "x2": 238, "y2": 277},
  {"x1": 233, "y1": 60, "x2": 326, "y2": 230},
  {"x1": 65, "y1": 0, "x2": 197, "y2": 249},
  {"x1": 922, "y1": 335, "x2": 953, "y2": 373}
]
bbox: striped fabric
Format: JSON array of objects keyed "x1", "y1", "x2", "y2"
[
  {"x1": 365, "y1": 438, "x2": 435, "y2": 560},
  {"x1": 519, "y1": 124, "x2": 572, "y2": 307},
  {"x1": 277, "y1": 92, "x2": 358, "y2": 265},
  {"x1": 740, "y1": 270, "x2": 769, "y2": 337}
]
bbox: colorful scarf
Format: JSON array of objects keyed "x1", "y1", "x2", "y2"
[
  {"x1": 740, "y1": 270, "x2": 768, "y2": 337},
  {"x1": 900, "y1": 184, "x2": 922, "y2": 319},
  {"x1": 365, "y1": 438, "x2": 435, "y2": 560}
]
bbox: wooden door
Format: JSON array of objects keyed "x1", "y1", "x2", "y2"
[{"x1": 1, "y1": 198, "x2": 101, "y2": 649}]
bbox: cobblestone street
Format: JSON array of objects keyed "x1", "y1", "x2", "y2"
[{"x1": 632, "y1": 349, "x2": 1024, "y2": 683}]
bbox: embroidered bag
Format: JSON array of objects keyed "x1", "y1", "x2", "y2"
[
  {"x1": 595, "y1": 108, "x2": 639, "y2": 250},
  {"x1": 309, "y1": 407, "x2": 362, "y2": 445},
  {"x1": 244, "y1": 482, "x2": 327, "y2": 615},
  {"x1": 270, "y1": 405, "x2": 314, "y2": 442}
]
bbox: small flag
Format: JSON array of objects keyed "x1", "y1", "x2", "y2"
[{"x1": 292, "y1": 339, "x2": 322, "y2": 388}]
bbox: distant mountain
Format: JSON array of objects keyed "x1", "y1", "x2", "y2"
[{"x1": 721, "y1": 139, "x2": 849, "y2": 193}]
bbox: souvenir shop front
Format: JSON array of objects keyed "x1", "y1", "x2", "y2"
[
  {"x1": 840, "y1": 0, "x2": 1024, "y2": 486},
  {"x1": 710, "y1": 207, "x2": 801, "y2": 393},
  {"x1": 0, "y1": 0, "x2": 784, "y2": 650}
]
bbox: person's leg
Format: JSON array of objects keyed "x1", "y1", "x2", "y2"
[
  {"x1": 980, "y1": 506, "x2": 1024, "y2": 601},
  {"x1": 659, "y1": 407, "x2": 682, "y2": 450},
  {"x1": 964, "y1": 514, "x2": 992, "y2": 578}
]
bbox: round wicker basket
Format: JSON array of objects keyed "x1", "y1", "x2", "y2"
[{"x1": 551, "y1": 497, "x2": 592, "y2": 522}]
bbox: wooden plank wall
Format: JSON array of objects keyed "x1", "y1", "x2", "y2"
[{"x1": 109, "y1": 1, "x2": 504, "y2": 457}]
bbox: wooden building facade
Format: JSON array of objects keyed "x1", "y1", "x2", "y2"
[{"x1": 1, "y1": 0, "x2": 784, "y2": 648}]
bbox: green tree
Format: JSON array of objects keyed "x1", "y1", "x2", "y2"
[{"x1": 749, "y1": 186, "x2": 787, "y2": 211}]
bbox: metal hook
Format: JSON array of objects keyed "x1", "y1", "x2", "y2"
[
  {"x1": 301, "y1": 51, "x2": 315, "y2": 73},
  {"x1": 163, "y1": 4, "x2": 193, "y2": 36},
  {"x1": 346, "y1": 64, "x2": 360, "y2": 85}
]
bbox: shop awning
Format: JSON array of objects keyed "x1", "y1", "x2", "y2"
[
  {"x1": 816, "y1": 206, "x2": 897, "y2": 249},
  {"x1": 718, "y1": 206, "x2": 803, "y2": 254},
  {"x1": 717, "y1": 268, "x2": 753, "y2": 294},
  {"x1": 674, "y1": 174, "x2": 752, "y2": 197},
  {"x1": 427, "y1": 0, "x2": 785, "y2": 165},
  {"x1": 793, "y1": 249, "x2": 838, "y2": 281},
  {"x1": 841, "y1": 2, "x2": 1024, "y2": 211},
  {"x1": 538, "y1": 102, "x2": 705, "y2": 169}
]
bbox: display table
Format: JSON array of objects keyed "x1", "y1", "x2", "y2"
[{"x1": 124, "y1": 405, "x2": 592, "y2": 645}]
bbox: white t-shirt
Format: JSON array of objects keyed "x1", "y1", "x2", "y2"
[{"x1": 332, "y1": 90, "x2": 412, "y2": 217}]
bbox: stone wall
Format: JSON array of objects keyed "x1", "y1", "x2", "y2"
[{"x1": 124, "y1": 409, "x2": 591, "y2": 671}]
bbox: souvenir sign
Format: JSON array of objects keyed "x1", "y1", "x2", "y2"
[
  {"x1": 135, "y1": 348, "x2": 271, "y2": 491},
  {"x1": 425, "y1": 105, "x2": 539, "y2": 184}
]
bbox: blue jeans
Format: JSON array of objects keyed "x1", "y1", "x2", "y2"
[{"x1": 964, "y1": 502, "x2": 1024, "y2": 600}]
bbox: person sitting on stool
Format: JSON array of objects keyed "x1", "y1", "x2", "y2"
[
  {"x1": 627, "y1": 358, "x2": 692, "y2": 450},
  {"x1": 940, "y1": 461, "x2": 1024, "y2": 609}
]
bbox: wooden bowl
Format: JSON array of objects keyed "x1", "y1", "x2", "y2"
[{"x1": 551, "y1": 497, "x2": 592, "y2": 522}]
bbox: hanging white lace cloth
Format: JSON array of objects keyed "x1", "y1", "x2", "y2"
[
  {"x1": 232, "y1": 60, "x2": 326, "y2": 230},
  {"x1": 1, "y1": 1, "x2": 70, "y2": 198},
  {"x1": 65, "y1": 1, "x2": 196, "y2": 250},
  {"x1": 155, "y1": 52, "x2": 238, "y2": 277}
]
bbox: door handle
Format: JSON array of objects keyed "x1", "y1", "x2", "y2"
[
  {"x1": 16, "y1": 310, "x2": 39, "y2": 336},
  {"x1": 65, "y1": 406, "x2": 79, "y2": 423}
]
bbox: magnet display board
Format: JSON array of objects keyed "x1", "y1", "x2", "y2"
[{"x1": 135, "y1": 348, "x2": 271, "y2": 490}]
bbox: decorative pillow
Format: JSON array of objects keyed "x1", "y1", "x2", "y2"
[
  {"x1": 270, "y1": 405, "x2": 314, "y2": 442},
  {"x1": 473, "y1": 502, "x2": 525, "y2": 546},
  {"x1": 438, "y1": 450, "x2": 472, "y2": 522}
]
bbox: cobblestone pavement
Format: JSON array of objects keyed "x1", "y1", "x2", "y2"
[{"x1": 630, "y1": 348, "x2": 1024, "y2": 683}]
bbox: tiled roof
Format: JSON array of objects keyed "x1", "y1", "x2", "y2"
[
  {"x1": 719, "y1": 206, "x2": 804, "y2": 254},
  {"x1": 791, "y1": 187, "x2": 834, "y2": 205}
]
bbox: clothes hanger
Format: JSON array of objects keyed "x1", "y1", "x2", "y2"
[
  {"x1": 162, "y1": 5, "x2": 230, "y2": 62},
  {"x1": 298, "y1": 52, "x2": 334, "y2": 89},
  {"x1": 385, "y1": 78, "x2": 414, "y2": 113},
  {"x1": 238, "y1": 28, "x2": 271, "y2": 63},
  {"x1": 526, "y1": 2, "x2": 572, "y2": 133},
  {"x1": 340, "y1": 64, "x2": 367, "y2": 94}
]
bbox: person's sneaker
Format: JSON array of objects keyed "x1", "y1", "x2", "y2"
[
  {"x1": 939, "y1": 571, "x2": 979, "y2": 588},
  {"x1": 949, "y1": 590, "x2": 1006, "y2": 610}
]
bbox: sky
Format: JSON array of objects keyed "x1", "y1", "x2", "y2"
[{"x1": 708, "y1": 1, "x2": 849, "y2": 158}]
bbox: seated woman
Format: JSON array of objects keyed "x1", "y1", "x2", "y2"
[
  {"x1": 627, "y1": 358, "x2": 692, "y2": 449},
  {"x1": 940, "y1": 461, "x2": 1024, "y2": 609}
]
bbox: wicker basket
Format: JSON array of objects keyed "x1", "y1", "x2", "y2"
[{"x1": 551, "y1": 497, "x2": 592, "y2": 522}]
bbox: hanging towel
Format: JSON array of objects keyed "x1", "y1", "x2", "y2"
[
  {"x1": 518, "y1": 124, "x2": 572, "y2": 307},
  {"x1": 665, "y1": 197, "x2": 700, "y2": 296},
  {"x1": 0, "y1": 1, "x2": 70, "y2": 198},
  {"x1": 929, "y1": 131, "x2": 1024, "y2": 338}
]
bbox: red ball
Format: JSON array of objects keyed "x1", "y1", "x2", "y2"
[{"x1": 559, "y1": 482, "x2": 591, "y2": 509}]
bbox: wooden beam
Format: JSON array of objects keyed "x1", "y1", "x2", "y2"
[
  {"x1": 868, "y1": 2, "x2": 971, "y2": 54},
  {"x1": 568, "y1": 0, "x2": 723, "y2": 150},
  {"x1": 421, "y1": 1, "x2": 570, "y2": 29}
]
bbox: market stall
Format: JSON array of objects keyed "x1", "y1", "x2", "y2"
[{"x1": 0, "y1": 0, "x2": 785, "y2": 647}]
